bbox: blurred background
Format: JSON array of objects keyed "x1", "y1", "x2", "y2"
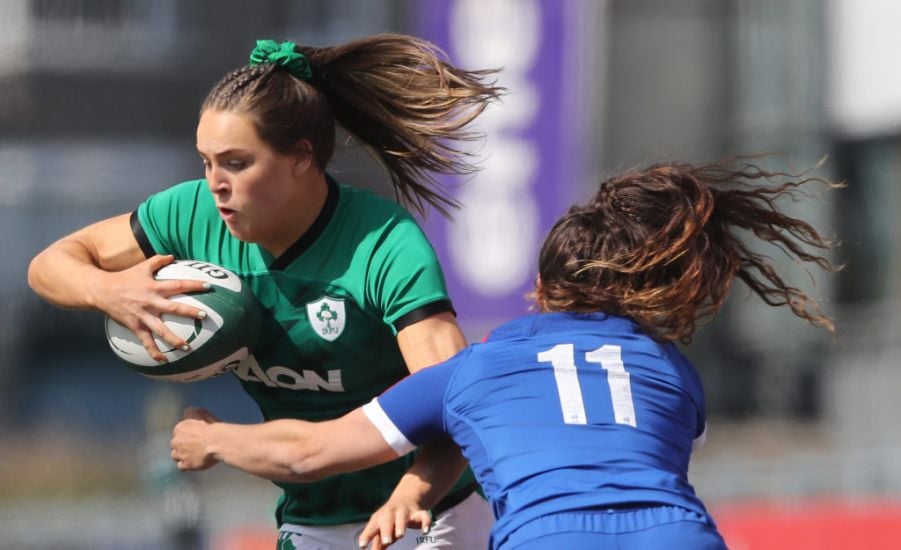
[{"x1": 1, "y1": 0, "x2": 899, "y2": 548}]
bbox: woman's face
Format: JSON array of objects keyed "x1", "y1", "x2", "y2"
[{"x1": 196, "y1": 109, "x2": 302, "y2": 247}]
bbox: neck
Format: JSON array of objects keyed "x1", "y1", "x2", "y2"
[{"x1": 261, "y1": 171, "x2": 329, "y2": 258}]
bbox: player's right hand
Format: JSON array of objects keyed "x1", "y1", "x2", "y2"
[{"x1": 90, "y1": 254, "x2": 209, "y2": 362}]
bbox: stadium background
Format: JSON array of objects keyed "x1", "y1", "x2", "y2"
[{"x1": 1, "y1": 0, "x2": 899, "y2": 548}]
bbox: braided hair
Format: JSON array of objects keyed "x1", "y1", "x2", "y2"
[{"x1": 202, "y1": 34, "x2": 503, "y2": 217}]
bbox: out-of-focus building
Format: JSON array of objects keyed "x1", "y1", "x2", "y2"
[{"x1": 823, "y1": 0, "x2": 901, "y2": 495}]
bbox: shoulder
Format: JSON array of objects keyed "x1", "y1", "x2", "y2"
[
  {"x1": 156, "y1": 179, "x2": 207, "y2": 196},
  {"x1": 140, "y1": 179, "x2": 217, "y2": 219},
  {"x1": 413, "y1": 348, "x2": 475, "y2": 402},
  {"x1": 337, "y1": 184, "x2": 421, "y2": 229},
  {"x1": 659, "y1": 343, "x2": 704, "y2": 389},
  {"x1": 333, "y1": 183, "x2": 435, "y2": 258},
  {"x1": 483, "y1": 314, "x2": 541, "y2": 342},
  {"x1": 142, "y1": 179, "x2": 211, "y2": 207},
  {"x1": 135, "y1": 179, "x2": 220, "y2": 257}
]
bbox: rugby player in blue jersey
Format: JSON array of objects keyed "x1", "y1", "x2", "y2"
[{"x1": 172, "y1": 158, "x2": 838, "y2": 549}]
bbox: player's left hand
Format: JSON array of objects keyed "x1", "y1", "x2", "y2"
[
  {"x1": 170, "y1": 407, "x2": 221, "y2": 471},
  {"x1": 358, "y1": 496, "x2": 432, "y2": 549}
]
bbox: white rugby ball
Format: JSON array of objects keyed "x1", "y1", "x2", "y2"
[{"x1": 105, "y1": 260, "x2": 261, "y2": 382}]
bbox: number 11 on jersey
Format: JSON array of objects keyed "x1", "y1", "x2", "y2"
[{"x1": 537, "y1": 343, "x2": 637, "y2": 427}]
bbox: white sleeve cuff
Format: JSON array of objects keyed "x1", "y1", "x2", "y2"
[
  {"x1": 362, "y1": 398, "x2": 417, "y2": 456},
  {"x1": 692, "y1": 423, "x2": 708, "y2": 452}
]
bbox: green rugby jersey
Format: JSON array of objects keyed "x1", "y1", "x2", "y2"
[{"x1": 133, "y1": 176, "x2": 477, "y2": 525}]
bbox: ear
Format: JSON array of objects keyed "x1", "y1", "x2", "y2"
[{"x1": 290, "y1": 139, "x2": 315, "y2": 175}]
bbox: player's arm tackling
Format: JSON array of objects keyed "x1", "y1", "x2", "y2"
[{"x1": 170, "y1": 407, "x2": 400, "y2": 482}]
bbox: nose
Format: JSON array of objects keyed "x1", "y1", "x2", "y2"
[{"x1": 206, "y1": 166, "x2": 230, "y2": 195}]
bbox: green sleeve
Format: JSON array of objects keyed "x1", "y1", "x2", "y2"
[
  {"x1": 135, "y1": 180, "x2": 211, "y2": 258},
  {"x1": 366, "y1": 211, "x2": 452, "y2": 332}
]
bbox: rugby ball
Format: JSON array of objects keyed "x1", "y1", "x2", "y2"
[{"x1": 105, "y1": 260, "x2": 260, "y2": 382}]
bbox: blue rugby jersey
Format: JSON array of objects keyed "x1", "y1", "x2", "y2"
[{"x1": 364, "y1": 312, "x2": 713, "y2": 549}]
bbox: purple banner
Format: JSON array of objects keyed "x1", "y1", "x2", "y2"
[{"x1": 416, "y1": 0, "x2": 595, "y2": 338}]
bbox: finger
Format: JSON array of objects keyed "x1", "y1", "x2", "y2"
[
  {"x1": 183, "y1": 407, "x2": 206, "y2": 420},
  {"x1": 359, "y1": 520, "x2": 380, "y2": 549},
  {"x1": 394, "y1": 509, "x2": 407, "y2": 540},
  {"x1": 412, "y1": 510, "x2": 432, "y2": 534},
  {"x1": 183, "y1": 407, "x2": 218, "y2": 423},
  {"x1": 144, "y1": 314, "x2": 189, "y2": 352},
  {"x1": 134, "y1": 327, "x2": 168, "y2": 362},
  {"x1": 156, "y1": 298, "x2": 208, "y2": 321},
  {"x1": 359, "y1": 521, "x2": 389, "y2": 550},
  {"x1": 378, "y1": 515, "x2": 396, "y2": 548},
  {"x1": 157, "y1": 278, "x2": 212, "y2": 299},
  {"x1": 146, "y1": 254, "x2": 175, "y2": 273}
]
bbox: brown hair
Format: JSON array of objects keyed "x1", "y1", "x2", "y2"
[
  {"x1": 202, "y1": 34, "x2": 503, "y2": 217},
  {"x1": 535, "y1": 157, "x2": 840, "y2": 342}
]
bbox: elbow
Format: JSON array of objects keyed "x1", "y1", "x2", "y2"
[
  {"x1": 283, "y1": 446, "x2": 331, "y2": 483},
  {"x1": 268, "y1": 419, "x2": 374, "y2": 482},
  {"x1": 27, "y1": 250, "x2": 63, "y2": 304},
  {"x1": 26, "y1": 253, "x2": 45, "y2": 295},
  {"x1": 287, "y1": 462, "x2": 327, "y2": 482}
]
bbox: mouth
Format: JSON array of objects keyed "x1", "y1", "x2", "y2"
[{"x1": 218, "y1": 207, "x2": 236, "y2": 221}]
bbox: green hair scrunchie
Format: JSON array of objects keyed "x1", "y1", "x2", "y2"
[{"x1": 249, "y1": 39, "x2": 313, "y2": 81}]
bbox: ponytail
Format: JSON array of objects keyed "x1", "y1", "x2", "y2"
[
  {"x1": 203, "y1": 34, "x2": 503, "y2": 217},
  {"x1": 300, "y1": 34, "x2": 502, "y2": 216}
]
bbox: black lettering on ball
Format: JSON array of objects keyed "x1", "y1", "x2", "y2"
[{"x1": 185, "y1": 261, "x2": 229, "y2": 279}]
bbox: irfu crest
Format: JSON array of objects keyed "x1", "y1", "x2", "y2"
[{"x1": 306, "y1": 297, "x2": 346, "y2": 342}]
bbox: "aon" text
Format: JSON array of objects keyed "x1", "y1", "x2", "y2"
[{"x1": 234, "y1": 355, "x2": 345, "y2": 392}]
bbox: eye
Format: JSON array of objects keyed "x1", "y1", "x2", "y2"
[
  {"x1": 199, "y1": 157, "x2": 211, "y2": 171},
  {"x1": 226, "y1": 159, "x2": 248, "y2": 171}
]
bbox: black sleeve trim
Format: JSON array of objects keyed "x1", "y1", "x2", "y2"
[
  {"x1": 393, "y1": 299, "x2": 457, "y2": 332},
  {"x1": 129, "y1": 210, "x2": 157, "y2": 259}
]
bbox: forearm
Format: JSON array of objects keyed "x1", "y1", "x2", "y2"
[
  {"x1": 390, "y1": 437, "x2": 469, "y2": 510},
  {"x1": 205, "y1": 419, "x2": 328, "y2": 482},
  {"x1": 28, "y1": 239, "x2": 113, "y2": 309},
  {"x1": 187, "y1": 411, "x2": 399, "y2": 483}
]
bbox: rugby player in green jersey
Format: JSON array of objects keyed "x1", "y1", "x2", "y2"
[{"x1": 28, "y1": 35, "x2": 502, "y2": 549}]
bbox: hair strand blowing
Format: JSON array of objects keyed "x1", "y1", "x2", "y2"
[
  {"x1": 300, "y1": 34, "x2": 504, "y2": 217},
  {"x1": 537, "y1": 156, "x2": 841, "y2": 343}
]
